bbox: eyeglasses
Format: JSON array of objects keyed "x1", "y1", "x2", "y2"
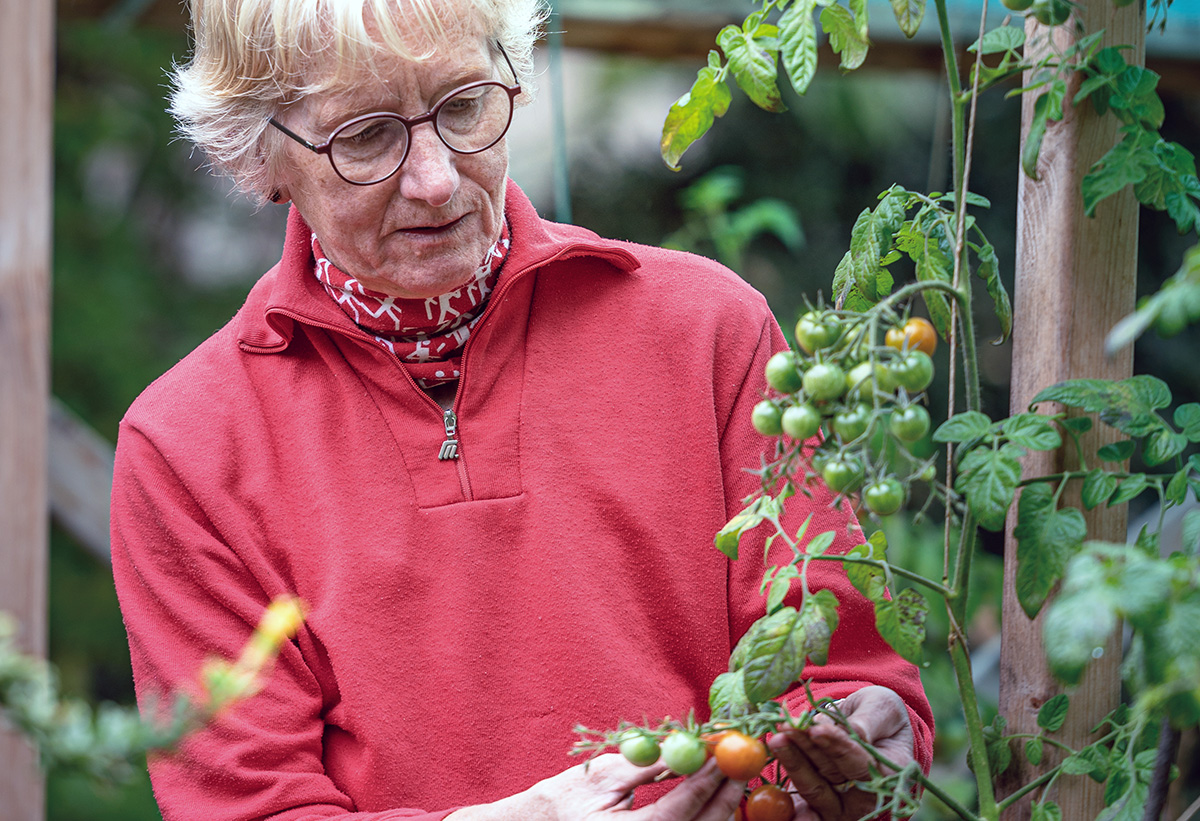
[{"x1": 269, "y1": 46, "x2": 521, "y2": 186}]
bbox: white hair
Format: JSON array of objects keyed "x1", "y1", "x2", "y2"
[{"x1": 169, "y1": 0, "x2": 547, "y2": 202}]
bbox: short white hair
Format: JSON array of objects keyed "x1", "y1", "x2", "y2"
[{"x1": 169, "y1": 0, "x2": 547, "y2": 202}]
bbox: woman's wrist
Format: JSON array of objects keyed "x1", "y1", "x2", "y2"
[{"x1": 444, "y1": 780, "x2": 553, "y2": 821}]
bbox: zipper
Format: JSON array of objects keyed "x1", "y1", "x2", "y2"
[{"x1": 438, "y1": 408, "x2": 460, "y2": 460}]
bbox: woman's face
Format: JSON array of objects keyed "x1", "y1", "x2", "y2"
[{"x1": 275, "y1": 37, "x2": 509, "y2": 299}]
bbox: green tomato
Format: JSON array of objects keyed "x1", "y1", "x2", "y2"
[
  {"x1": 618, "y1": 731, "x2": 662, "y2": 767},
  {"x1": 889, "y1": 405, "x2": 931, "y2": 443},
  {"x1": 864, "y1": 478, "x2": 905, "y2": 516},
  {"x1": 890, "y1": 350, "x2": 934, "y2": 393},
  {"x1": 795, "y1": 311, "x2": 842, "y2": 354},
  {"x1": 919, "y1": 463, "x2": 938, "y2": 483},
  {"x1": 782, "y1": 403, "x2": 823, "y2": 441},
  {"x1": 660, "y1": 731, "x2": 708, "y2": 775},
  {"x1": 833, "y1": 403, "x2": 872, "y2": 443},
  {"x1": 1000, "y1": 0, "x2": 1035, "y2": 9},
  {"x1": 1031, "y1": 0, "x2": 1071, "y2": 25},
  {"x1": 802, "y1": 362, "x2": 846, "y2": 403},
  {"x1": 822, "y1": 456, "x2": 865, "y2": 495},
  {"x1": 764, "y1": 350, "x2": 804, "y2": 394},
  {"x1": 751, "y1": 401, "x2": 784, "y2": 436}
]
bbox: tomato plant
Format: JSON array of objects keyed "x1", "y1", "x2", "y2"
[
  {"x1": 889, "y1": 404, "x2": 931, "y2": 443},
  {"x1": 744, "y1": 783, "x2": 793, "y2": 821},
  {"x1": 751, "y1": 400, "x2": 783, "y2": 436},
  {"x1": 712, "y1": 731, "x2": 768, "y2": 781},
  {"x1": 764, "y1": 350, "x2": 804, "y2": 394},
  {"x1": 801, "y1": 362, "x2": 846, "y2": 402},
  {"x1": 864, "y1": 477, "x2": 905, "y2": 516},
  {"x1": 795, "y1": 311, "x2": 841, "y2": 354},
  {"x1": 822, "y1": 455, "x2": 864, "y2": 495},
  {"x1": 889, "y1": 350, "x2": 934, "y2": 393},
  {"x1": 885, "y1": 317, "x2": 938, "y2": 356},
  {"x1": 659, "y1": 731, "x2": 709, "y2": 775},
  {"x1": 781, "y1": 403, "x2": 822, "y2": 441},
  {"x1": 832, "y1": 403, "x2": 872, "y2": 443}
]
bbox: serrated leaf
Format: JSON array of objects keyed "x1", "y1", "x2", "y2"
[
  {"x1": 798, "y1": 589, "x2": 840, "y2": 665},
  {"x1": 1037, "y1": 694, "x2": 1070, "y2": 731},
  {"x1": 819, "y1": 4, "x2": 870, "y2": 72},
  {"x1": 1144, "y1": 429, "x2": 1188, "y2": 466},
  {"x1": 874, "y1": 587, "x2": 927, "y2": 664},
  {"x1": 972, "y1": 24, "x2": 1025, "y2": 55},
  {"x1": 934, "y1": 411, "x2": 994, "y2": 443},
  {"x1": 1176, "y1": 404, "x2": 1200, "y2": 442},
  {"x1": 1063, "y1": 744, "x2": 1111, "y2": 781},
  {"x1": 805, "y1": 530, "x2": 836, "y2": 557},
  {"x1": 1061, "y1": 416, "x2": 1094, "y2": 434},
  {"x1": 1043, "y1": 588, "x2": 1118, "y2": 685},
  {"x1": 661, "y1": 64, "x2": 732, "y2": 170},
  {"x1": 765, "y1": 565, "x2": 801, "y2": 613},
  {"x1": 718, "y1": 26, "x2": 785, "y2": 112},
  {"x1": 715, "y1": 497, "x2": 770, "y2": 560},
  {"x1": 1005, "y1": 413, "x2": 1062, "y2": 451},
  {"x1": 1081, "y1": 470, "x2": 1119, "y2": 510},
  {"x1": 1032, "y1": 376, "x2": 1173, "y2": 438},
  {"x1": 1033, "y1": 802, "x2": 1063, "y2": 821},
  {"x1": 1098, "y1": 769, "x2": 1148, "y2": 821},
  {"x1": 888, "y1": 0, "x2": 925, "y2": 38},
  {"x1": 956, "y1": 444, "x2": 1022, "y2": 532},
  {"x1": 1097, "y1": 440, "x2": 1136, "y2": 462},
  {"x1": 739, "y1": 607, "x2": 806, "y2": 703},
  {"x1": 845, "y1": 535, "x2": 888, "y2": 603},
  {"x1": 973, "y1": 239, "x2": 1013, "y2": 343},
  {"x1": 779, "y1": 0, "x2": 819, "y2": 96},
  {"x1": 1014, "y1": 484, "x2": 1086, "y2": 617}
]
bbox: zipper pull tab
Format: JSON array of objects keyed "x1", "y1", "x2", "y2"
[{"x1": 438, "y1": 409, "x2": 460, "y2": 461}]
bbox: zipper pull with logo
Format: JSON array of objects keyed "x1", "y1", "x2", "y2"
[{"x1": 438, "y1": 408, "x2": 460, "y2": 461}]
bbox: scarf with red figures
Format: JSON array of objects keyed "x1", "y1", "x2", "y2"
[{"x1": 312, "y1": 223, "x2": 511, "y2": 390}]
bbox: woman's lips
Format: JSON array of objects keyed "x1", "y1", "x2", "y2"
[{"x1": 400, "y1": 215, "x2": 464, "y2": 234}]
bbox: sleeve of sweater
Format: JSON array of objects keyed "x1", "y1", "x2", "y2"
[
  {"x1": 716, "y1": 313, "x2": 936, "y2": 775},
  {"x1": 109, "y1": 422, "x2": 457, "y2": 821}
]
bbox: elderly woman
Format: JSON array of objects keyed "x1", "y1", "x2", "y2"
[{"x1": 109, "y1": 1, "x2": 933, "y2": 819}]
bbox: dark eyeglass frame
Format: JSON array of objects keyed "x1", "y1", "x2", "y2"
[{"x1": 268, "y1": 44, "x2": 521, "y2": 186}]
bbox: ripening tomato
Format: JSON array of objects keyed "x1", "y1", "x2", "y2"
[
  {"x1": 617, "y1": 730, "x2": 661, "y2": 767},
  {"x1": 745, "y1": 783, "x2": 793, "y2": 821},
  {"x1": 660, "y1": 731, "x2": 709, "y2": 775},
  {"x1": 712, "y1": 731, "x2": 768, "y2": 781},
  {"x1": 885, "y1": 316, "x2": 938, "y2": 356}
]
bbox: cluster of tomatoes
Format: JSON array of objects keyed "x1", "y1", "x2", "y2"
[
  {"x1": 750, "y1": 310, "x2": 939, "y2": 517},
  {"x1": 617, "y1": 728, "x2": 794, "y2": 821}
]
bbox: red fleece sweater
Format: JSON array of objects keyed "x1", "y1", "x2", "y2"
[{"x1": 110, "y1": 181, "x2": 932, "y2": 820}]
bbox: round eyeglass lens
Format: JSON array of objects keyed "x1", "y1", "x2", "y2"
[
  {"x1": 330, "y1": 118, "x2": 409, "y2": 184},
  {"x1": 436, "y1": 83, "x2": 513, "y2": 151}
]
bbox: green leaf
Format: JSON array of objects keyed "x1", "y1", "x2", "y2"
[
  {"x1": 887, "y1": 0, "x2": 925, "y2": 38},
  {"x1": 1081, "y1": 470, "x2": 1119, "y2": 510},
  {"x1": 739, "y1": 607, "x2": 806, "y2": 703},
  {"x1": 1004, "y1": 413, "x2": 1062, "y2": 451},
  {"x1": 874, "y1": 587, "x2": 927, "y2": 665},
  {"x1": 1062, "y1": 743, "x2": 1111, "y2": 781},
  {"x1": 797, "y1": 588, "x2": 840, "y2": 665},
  {"x1": 973, "y1": 239, "x2": 1012, "y2": 343},
  {"x1": 1022, "y1": 80, "x2": 1067, "y2": 180},
  {"x1": 717, "y1": 25, "x2": 785, "y2": 112},
  {"x1": 1176, "y1": 403, "x2": 1200, "y2": 442},
  {"x1": 934, "y1": 410, "x2": 993, "y2": 443},
  {"x1": 1014, "y1": 484, "x2": 1086, "y2": 618},
  {"x1": 1097, "y1": 770, "x2": 1149, "y2": 821},
  {"x1": 1144, "y1": 429, "x2": 1188, "y2": 466},
  {"x1": 819, "y1": 3, "x2": 870, "y2": 72},
  {"x1": 1061, "y1": 416, "x2": 1094, "y2": 434},
  {"x1": 972, "y1": 24, "x2": 1024, "y2": 55},
  {"x1": 661, "y1": 63, "x2": 732, "y2": 170},
  {"x1": 1032, "y1": 376, "x2": 1172, "y2": 438},
  {"x1": 957, "y1": 444, "x2": 1023, "y2": 532},
  {"x1": 779, "y1": 0, "x2": 820, "y2": 96},
  {"x1": 1082, "y1": 128, "x2": 1157, "y2": 217},
  {"x1": 709, "y1": 670, "x2": 751, "y2": 718},
  {"x1": 1109, "y1": 473, "x2": 1149, "y2": 506},
  {"x1": 983, "y1": 714, "x2": 1013, "y2": 775},
  {"x1": 1116, "y1": 557, "x2": 1173, "y2": 630},
  {"x1": 714, "y1": 497, "x2": 769, "y2": 560},
  {"x1": 1037, "y1": 693, "x2": 1070, "y2": 731},
  {"x1": 1042, "y1": 587, "x2": 1118, "y2": 685},
  {"x1": 1025, "y1": 737, "x2": 1044, "y2": 766},
  {"x1": 845, "y1": 533, "x2": 888, "y2": 603},
  {"x1": 805, "y1": 530, "x2": 836, "y2": 557},
  {"x1": 1097, "y1": 440, "x2": 1136, "y2": 462},
  {"x1": 764, "y1": 564, "x2": 801, "y2": 613},
  {"x1": 1033, "y1": 802, "x2": 1063, "y2": 821},
  {"x1": 1183, "y1": 510, "x2": 1200, "y2": 555}
]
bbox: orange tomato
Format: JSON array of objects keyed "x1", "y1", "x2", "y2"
[
  {"x1": 885, "y1": 316, "x2": 938, "y2": 356},
  {"x1": 713, "y1": 731, "x2": 769, "y2": 781}
]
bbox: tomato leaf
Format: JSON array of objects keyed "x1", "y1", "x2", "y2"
[
  {"x1": 819, "y1": 4, "x2": 870, "y2": 72},
  {"x1": 797, "y1": 589, "x2": 840, "y2": 666},
  {"x1": 1098, "y1": 768, "x2": 1149, "y2": 821},
  {"x1": 970, "y1": 23, "x2": 1024, "y2": 55},
  {"x1": 764, "y1": 564, "x2": 800, "y2": 613},
  {"x1": 1037, "y1": 693, "x2": 1070, "y2": 732},
  {"x1": 1032, "y1": 801, "x2": 1063, "y2": 821},
  {"x1": 1176, "y1": 404, "x2": 1200, "y2": 442},
  {"x1": 845, "y1": 532, "x2": 888, "y2": 603},
  {"x1": 779, "y1": 0, "x2": 820, "y2": 96},
  {"x1": 709, "y1": 670, "x2": 751, "y2": 719},
  {"x1": 933, "y1": 410, "x2": 993, "y2": 444},
  {"x1": 1097, "y1": 440, "x2": 1136, "y2": 462},
  {"x1": 1081, "y1": 469, "x2": 1119, "y2": 510},
  {"x1": 1004, "y1": 413, "x2": 1062, "y2": 451},
  {"x1": 1062, "y1": 743, "x2": 1111, "y2": 781},
  {"x1": 1109, "y1": 473, "x2": 1149, "y2": 506},
  {"x1": 1032, "y1": 376, "x2": 1172, "y2": 438},
  {"x1": 1183, "y1": 510, "x2": 1200, "y2": 556},
  {"x1": 1025, "y1": 737, "x2": 1044, "y2": 766},
  {"x1": 887, "y1": 0, "x2": 925, "y2": 38},
  {"x1": 661, "y1": 60, "x2": 732, "y2": 170},
  {"x1": 715, "y1": 496, "x2": 771, "y2": 560},
  {"x1": 972, "y1": 239, "x2": 1013, "y2": 343},
  {"x1": 1042, "y1": 586, "x2": 1118, "y2": 685},
  {"x1": 717, "y1": 25, "x2": 785, "y2": 113},
  {"x1": 739, "y1": 607, "x2": 806, "y2": 703},
  {"x1": 1022, "y1": 79, "x2": 1067, "y2": 180},
  {"x1": 1014, "y1": 484, "x2": 1086, "y2": 618},
  {"x1": 873, "y1": 587, "x2": 926, "y2": 665},
  {"x1": 956, "y1": 443, "x2": 1022, "y2": 532}
]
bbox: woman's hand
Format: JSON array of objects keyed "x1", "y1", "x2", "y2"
[
  {"x1": 767, "y1": 685, "x2": 914, "y2": 820},
  {"x1": 448, "y1": 754, "x2": 745, "y2": 821}
]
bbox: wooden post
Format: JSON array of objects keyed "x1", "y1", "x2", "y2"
[
  {"x1": 999, "y1": 1, "x2": 1145, "y2": 818},
  {"x1": 0, "y1": 0, "x2": 54, "y2": 818}
]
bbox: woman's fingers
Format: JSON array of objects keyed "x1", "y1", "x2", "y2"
[{"x1": 634, "y1": 759, "x2": 747, "y2": 821}]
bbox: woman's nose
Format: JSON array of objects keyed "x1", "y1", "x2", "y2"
[{"x1": 397, "y1": 122, "x2": 460, "y2": 207}]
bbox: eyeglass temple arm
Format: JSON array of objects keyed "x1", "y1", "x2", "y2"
[{"x1": 269, "y1": 117, "x2": 322, "y2": 153}]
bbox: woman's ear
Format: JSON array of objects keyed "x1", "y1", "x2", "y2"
[{"x1": 270, "y1": 187, "x2": 291, "y2": 204}]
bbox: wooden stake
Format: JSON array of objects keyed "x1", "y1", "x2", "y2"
[
  {"x1": 0, "y1": 0, "x2": 54, "y2": 818},
  {"x1": 1000, "y1": 1, "x2": 1145, "y2": 819}
]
